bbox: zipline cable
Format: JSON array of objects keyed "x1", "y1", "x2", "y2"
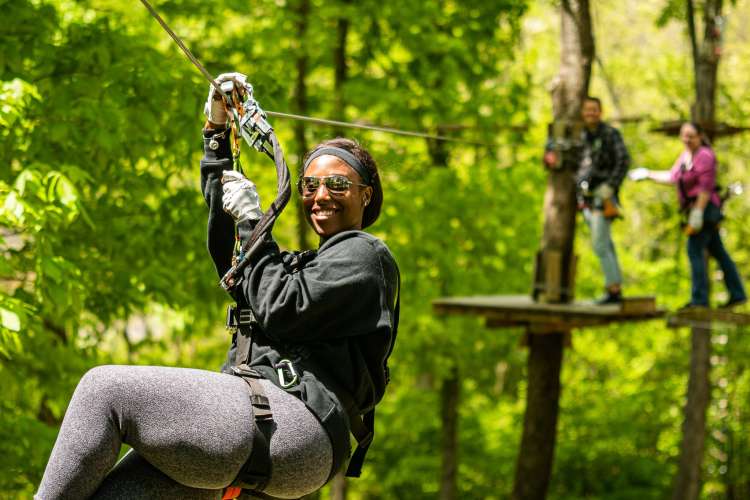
[
  {"x1": 266, "y1": 111, "x2": 497, "y2": 147},
  {"x1": 138, "y1": 0, "x2": 497, "y2": 147}
]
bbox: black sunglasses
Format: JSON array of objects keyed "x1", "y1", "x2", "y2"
[{"x1": 297, "y1": 175, "x2": 368, "y2": 198}]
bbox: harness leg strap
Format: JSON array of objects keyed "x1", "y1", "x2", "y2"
[{"x1": 229, "y1": 365, "x2": 274, "y2": 493}]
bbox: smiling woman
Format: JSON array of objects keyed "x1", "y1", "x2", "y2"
[
  {"x1": 34, "y1": 75, "x2": 400, "y2": 500},
  {"x1": 298, "y1": 139, "x2": 383, "y2": 240}
]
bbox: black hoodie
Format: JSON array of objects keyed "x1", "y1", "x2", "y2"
[{"x1": 199, "y1": 128, "x2": 399, "y2": 477}]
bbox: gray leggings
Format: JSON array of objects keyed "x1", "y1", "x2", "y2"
[{"x1": 35, "y1": 365, "x2": 333, "y2": 499}]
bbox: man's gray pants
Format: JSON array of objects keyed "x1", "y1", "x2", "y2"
[{"x1": 583, "y1": 208, "x2": 622, "y2": 288}]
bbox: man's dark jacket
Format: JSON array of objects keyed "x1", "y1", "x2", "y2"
[{"x1": 577, "y1": 122, "x2": 630, "y2": 192}]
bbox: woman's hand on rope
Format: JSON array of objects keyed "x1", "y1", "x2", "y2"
[
  {"x1": 221, "y1": 170, "x2": 263, "y2": 222},
  {"x1": 204, "y1": 72, "x2": 249, "y2": 127}
]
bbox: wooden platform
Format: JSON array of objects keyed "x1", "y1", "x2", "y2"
[
  {"x1": 432, "y1": 295, "x2": 665, "y2": 332},
  {"x1": 667, "y1": 307, "x2": 750, "y2": 329}
]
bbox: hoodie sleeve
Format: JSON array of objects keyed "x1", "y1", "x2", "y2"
[{"x1": 200, "y1": 127, "x2": 236, "y2": 278}]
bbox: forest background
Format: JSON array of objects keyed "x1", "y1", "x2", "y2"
[{"x1": 2, "y1": 0, "x2": 750, "y2": 498}]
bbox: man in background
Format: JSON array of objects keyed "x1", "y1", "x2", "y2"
[{"x1": 544, "y1": 96, "x2": 630, "y2": 304}]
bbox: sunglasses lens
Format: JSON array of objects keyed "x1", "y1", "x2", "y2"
[
  {"x1": 301, "y1": 177, "x2": 319, "y2": 195},
  {"x1": 325, "y1": 175, "x2": 351, "y2": 192},
  {"x1": 299, "y1": 175, "x2": 353, "y2": 197}
]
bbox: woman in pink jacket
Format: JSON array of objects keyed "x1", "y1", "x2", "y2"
[{"x1": 631, "y1": 122, "x2": 746, "y2": 309}]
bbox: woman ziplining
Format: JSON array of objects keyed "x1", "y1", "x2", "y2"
[
  {"x1": 630, "y1": 121, "x2": 746, "y2": 310},
  {"x1": 34, "y1": 72, "x2": 400, "y2": 500}
]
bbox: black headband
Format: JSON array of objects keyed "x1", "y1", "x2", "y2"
[{"x1": 303, "y1": 147, "x2": 371, "y2": 185}]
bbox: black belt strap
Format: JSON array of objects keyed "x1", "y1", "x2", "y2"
[
  {"x1": 345, "y1": 409, "x2": 375, "y2": 477},
  {"x1": 231, "y1": 364, "x2": 274, "y2": 493},
  {"x1": 227, "y1": 304, "x2": 257, "y2": 366},
  {"x1": 343, "y1": 273, "x2": 400, "y2": 478}
]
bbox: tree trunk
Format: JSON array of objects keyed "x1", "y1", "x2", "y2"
[
  {"x1": 439, "y1": 365, "x2": 460, "y2": 500},
  {"x1": 513, "y1": 2, "x2": 593, "y2": 499},
  {"x1": 690, "y1": 0, "x2": 723, "y2": 136},
  {"x1": 671, "y1": 1, "x2": 726, "y2": 496},
  {"x1": 672, "y1": 325, "x2": 712, "y2": 500},
  {"x1": 512, "y1": 334, "x2": 565, "y2": 500},
  {"x1": 332, "y1": 0, "x2": 351, "y2": 137},
  {"x1": 293, "y1": 0, "x2": 312, "y2": 250}
]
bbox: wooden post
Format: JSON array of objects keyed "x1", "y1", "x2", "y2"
[
  {"x1": 512, "y1": 1, "x2": 593, "y2": 499},
  {"x1": 512, "y1": 334, "x2": 565, "y2": 500},
  {"x1": 672, "y1": 249, "x2": 713, "y2": 500},
  {"x1": 672, "y1": 323, "x2": 712, "y2": 500},
  {"x1": 439, "y1": 365, "x2": 460, "y2": 500}
]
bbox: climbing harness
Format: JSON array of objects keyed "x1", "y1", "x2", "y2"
[{"x1": 675, "y1": 162, "x2": 739, "y2": 235}]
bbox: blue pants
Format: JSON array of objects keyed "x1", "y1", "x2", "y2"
[
  {"x1": 687, "y1": 223, "x2": 746, "y2": 306},
  {"x1": 583, "y1": 209, "x2": 622, "y2": 288}
]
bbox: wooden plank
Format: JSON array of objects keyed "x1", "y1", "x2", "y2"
[
  {"x1": 666, "y1": 307, "x2": 750, "y2": 329},
  {"x1": 433, "y1": 295, "x2": 663, "y2": 318},
  {"x1": 433, "y1": 294, "x2": 665, "y2": 330},
  {"x1": 620, "y1": 296, "x2": 657, "y2": 314}
]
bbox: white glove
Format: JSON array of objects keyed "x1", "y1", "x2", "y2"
[
  {"x1": 221, "y1": 170, "x2": 262, "y2": 222},
  {"x1": 628, "y1": 167, "x2": 650, "y2": 181},
  {"x1": 594, "y1": 183, "x2": 614, "y2": 200},
  {"x1": 204, "y1": 72, "x2": 248, "y2": 126},
  {"x1": 688, "y1": 207, "x2": 703, "y2": 232}
]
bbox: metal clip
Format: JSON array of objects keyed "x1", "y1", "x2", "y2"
[
  {"x1": 238, "y1": 308, "x2": 254, "y2": 325},
  {"x1": 275, "y1": 359, "x2": 299, "y2": 389}
]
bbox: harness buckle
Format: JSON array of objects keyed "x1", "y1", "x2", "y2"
[
  {"x1": 226, "y1": 305, "x2": 256, "y2": 333},
  {"x1": 275, "y1": 359, "x2": 299, "y2": 389},
  {"x1": 238, "y1": 308, "x2": 254, "y2": 325},
  {"x1": 231, "y1": 363, "x2": 261, "y2": 378}
]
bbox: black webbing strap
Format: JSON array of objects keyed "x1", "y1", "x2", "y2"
[
  {"x1": 677, "y1": 163, "x2": 695, "y2": 212},
  {"x1": 345, "y1": 409, "x2": 375, "y2": 477},
  {"x1": 229, "y1": 305, "x2": 256, "y2": 366},
  {"x1": 231, "y1": 364, "x2": 274, "y2": 493},
  {"x1": 343, "y1": 273, "x2": 400, "y2": 478}
]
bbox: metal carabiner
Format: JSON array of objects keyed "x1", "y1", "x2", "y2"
[{"x1": 275, "y1": 359, "x2": 299, "y2": 389}]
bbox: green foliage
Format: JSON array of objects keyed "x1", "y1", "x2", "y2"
[{"x1": 3, "y1": 0, "x2": 750, "y2": 498}]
